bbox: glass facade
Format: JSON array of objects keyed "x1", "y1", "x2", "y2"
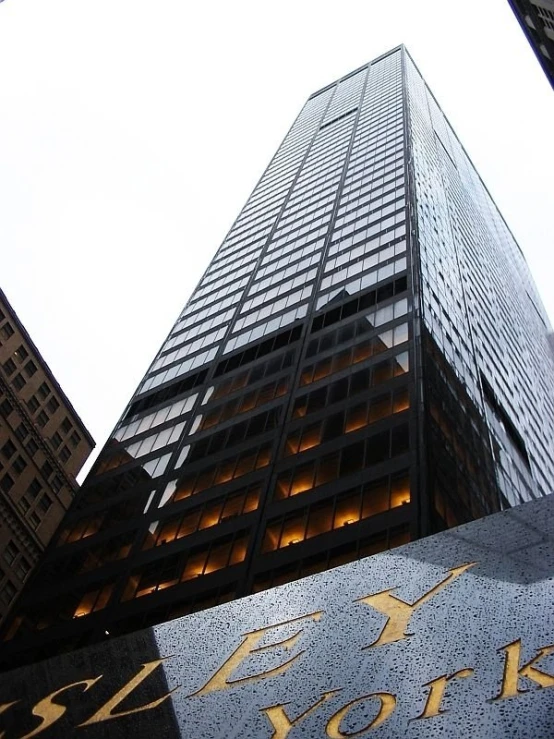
[{"x1": 2, "y1": 45, "x2": 553, "y2": 668}]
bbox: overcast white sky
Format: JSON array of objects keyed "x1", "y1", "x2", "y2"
[{"x1": 1, "y1": 0, "x2": 553, "y2": 479}]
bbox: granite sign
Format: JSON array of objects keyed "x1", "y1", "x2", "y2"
[{"x1": 1, "y1": 495, "x2": 554, "y2": 738}]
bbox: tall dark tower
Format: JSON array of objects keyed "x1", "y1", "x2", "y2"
[
  {"x1": 2, "y1": 46, "x2": 553, "y2": 669},
  {"x1": 508, "y1": 0, "x2": 554, "y2": 88}
]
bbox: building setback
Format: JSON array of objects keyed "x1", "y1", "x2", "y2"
[
  {"x1": 1, "y1": 45, "x2": 553, "y2": 669},
  {"x1": 508, "y1": 0, "x2": 554, "y2": 88},
  {"x1": 0, "y1": 289, "x2": 94, "y2": 627}
]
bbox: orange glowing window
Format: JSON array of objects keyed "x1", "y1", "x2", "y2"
[
  {"x1": 393, "y1": 388, "x2": 410, "y2": 413},
  {"x1": 174, "y1": 479, "x2": 194, "y2": 502},
  {"x1": 182, "y1": 551, "x2": 208, "y2": 582},
  {"x1": 313, "y1": 359, "x2": 332, "y2": 382},
  {"x1": 345, "y1": 403, "x2": 368, "y2": 433},
  {"x1": 353, "y1": 341, "x2": 372, "y2": 364},
  {"x1": 239, "y1": 391, "x2": 257, "y2": 413},
  {"x1": 157, "y1": 520, "x2": 180, "y2": 546},
  {"x1": 275, "y1": 472, "x2": 292, "y2": 498},
  {"x1": 199, "y1": 503, "x2": 223, "y2": 531},
  {"x1": 74, "y1": 591, "x2": 97, "y2": 618},
  {"x1": 228, "y1": 537, "x2": 248, "y2": 566},
  {"x1": 205, "y1": 541, "x2": 232, "y2": 573},
  {"x1": 234, "y1": 455, "x2": 255, "y2": 479},
  {"x1": 73, "y1": 583, "x2": 114, "y2": 618},
  {"x1": 255, "y1": 447, "x2": 271, "y2": 469},
  {"x1": 243, "y1": 487, "x2": 260, "y2": 512},
  {"x1": 201, "y1": 410, "x2": 221, "y2": 430},
  {"x1": 94, "y1": 584, "x2": 114, "y2": 611},
  {"x1": 300, "y1": 368, "x2": 314, "y2": 386},
  {"x1": 214, "y1": 461, "x2": 235, "y2": 486},
  {"x1": 121, "y1": 574, "x2": 141, "y2": 602},
  {"x1": 292, "y1": 400, "x2": 308, "y2": 419},
  {"x1": 368, "y1": 395, "x2": 392, "y2": 423},
  {"x1": 390, "y1": 475, "x2": 410, "y2": 508},
  {"x1": 177, "y1": 510, "x2": 201, "y2": 538},
  {"x1": 298, "y1": 425, "x2": 322, "y2": 452},
  {"x1": 333, "y1": 494, "x2": 361, "y2": 529},
  {"x1": 290, "y1": 464, "x2": 315, "y2": 496},
  {"x1": 120, "y1": 543, "x2": 132, "y2": 559},
  {"x1": 262, "y1": 523, "x2": 281, "y2": 553},
  {"x1": 221, "y1": 495, "x2": 243, "y2": 520},
  {"x1": 280, "y1": 517, "x2": 306, "y2": 548},
  {"x1": 133, "y1": 566, "x2": 180, "y2": 598},
  {"x1": 155, "y1": 578, "x2": 179, "y2": 593},
  {"x1": 258, "y1": 384, "x2": 276, "y2": 405},
  {"x1": 64, "y1": 515, "x2": 104, "y2": 544},
  {"x1": 285, "y1": 431, "x2": 301, "y2": 456}
]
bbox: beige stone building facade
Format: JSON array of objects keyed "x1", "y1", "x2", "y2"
[{"x1": 0, "y1": 288, "x2": 94, "y2": 626}]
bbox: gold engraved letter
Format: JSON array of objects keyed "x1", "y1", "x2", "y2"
[
  {"x1": 358, "y1": 563, "x2": 475, "y2": 648},
  {"x1": 326, "y1": 692, "x2": 396, "y2": 737},
  {"x1": 0, "y1": 701, "x2": 19, "y2": 739},
  {"x1": 193, "y1": 610, "x2": 323, "y2": 696},
  {"x1": 416, "y1": 668, "x2": 474, "y2": 719},
  {"x1": 19, "y1": 678, "x2": 102, "y2": 738},
  {"x1": 79, "y1": 658, "x2": 178, "y2": 726},
  {"x1": 494, "y1": 639, "x2": 554, "y2": 701},
  {"x1": 262, "y1": 690, "x2": 339, "y2": 739}
]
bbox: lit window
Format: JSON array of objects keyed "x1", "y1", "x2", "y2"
[{"x1": 13, "y1": 345, "x2": 28, "y2": 363}]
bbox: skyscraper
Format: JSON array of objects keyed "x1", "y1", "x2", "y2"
[
  {"x1": 2, "y1": 45, "x2": 553, "y2": 669},
  {"x1": 0, "y1": 288, "x2": 94, "y2": 628},
  {"x1": 508, "y1": 0, "x2": 554, "y2": 88}
]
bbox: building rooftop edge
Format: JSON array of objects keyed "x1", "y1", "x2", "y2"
[
  {"x1": 307, "y1": 44, "x2": 552, "y2": 330},
  {"x1": 308, "y1": 44, "x2": 406, "y2": 99},
  {"x1": 0, "y1": 286, "x2": 95, "y2": 447}
]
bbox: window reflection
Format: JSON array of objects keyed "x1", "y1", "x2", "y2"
[{"x1": 114, "y1": 393, "x2": 198, "y2": 443}]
